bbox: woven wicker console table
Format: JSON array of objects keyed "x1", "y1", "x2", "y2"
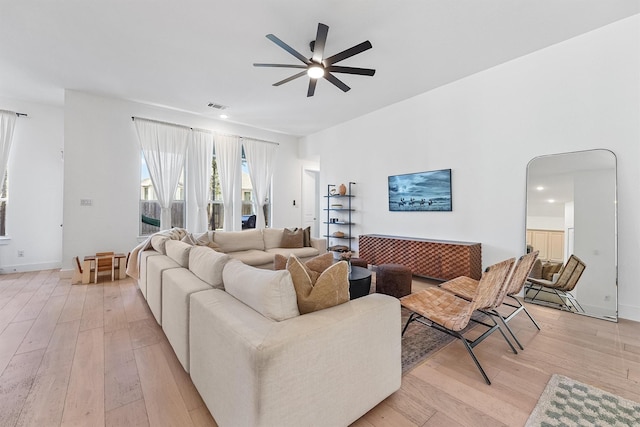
[{"x1": 358, "y1": 234, "x2": 482, "y2": 281}]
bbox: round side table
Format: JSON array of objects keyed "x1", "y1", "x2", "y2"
[{"x1": 348, "y1": 266, "x2": 372, "y2": 299}]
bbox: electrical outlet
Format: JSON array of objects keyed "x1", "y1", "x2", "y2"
[
  {"x1": 17, "y1": 250, "x2": 24, "y2": 257},
  {"x1": 80, "y1": 199, "x2": 93, "y2": 206}
]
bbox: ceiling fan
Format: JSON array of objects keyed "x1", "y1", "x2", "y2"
[{"x1": 254, "y1": 23, "x2": 375, "y2": 97}]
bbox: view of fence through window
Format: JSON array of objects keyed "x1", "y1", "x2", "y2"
[
  {"x1": 140, "y1": 148, "x2": 270, "y2": 235},
  {"x1": 139, "y1": 156, "x2": 185, "y2": 235}
]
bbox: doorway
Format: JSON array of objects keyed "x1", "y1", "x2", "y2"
[{"x1": 301, "y1": 169, "x2": 320, "y2": 237}]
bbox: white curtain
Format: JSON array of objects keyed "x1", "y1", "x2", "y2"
[
  {"x1": 189, "y1": 130, "x2": 213, "y2": 232},
  {"x1": 243, "y1": 138, "x2": 277, "y2": 229},
  {"x1": 134, "y1": 119, "x2": 189, "y2": 230},
  {"x1": 214, "y1": 133, "x2": 242, "y2": 231},
  {"x1": 0, "y1": 111, "x2": 17, "y2": 192}
]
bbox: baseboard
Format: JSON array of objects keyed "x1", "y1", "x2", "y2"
[
  {"x1": 618, "y1": 304, "x2": 640, "y2": 322},
  {"x1": 0, "y1": 261, "x2": 62, "y2": 274}
]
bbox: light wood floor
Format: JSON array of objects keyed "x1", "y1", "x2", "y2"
[{"x1": 0, "y1": 270, "x2": 639, "y2": 427}]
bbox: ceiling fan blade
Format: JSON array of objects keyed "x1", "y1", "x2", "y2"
[
  {"x1": 311, "y1": 23, "x2": 329, "y2": 64},
  {"x1": 253, "y1": 63, "x2": 307, "y2": 69},
  {"x1": 324, "y1": 72, "x2": 351, "y2": 92},
  {"x1": 326, "y1": 66, "x2": 376, "y2": 76},
  {"x1": 324, "y1": 40, "x2": 373, "y2": 65},
  {"x1": 307, "y1": 79, "x2": 317, "y2": 97},
  {"x1": 273, "y1": 71, "x2": 307, "y2": 86},
  {"x1": 266, "y1": 34, "x2": 311, "y2": 65}
]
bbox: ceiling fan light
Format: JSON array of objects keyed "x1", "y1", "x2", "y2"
[{"x1": 307, "y1": 65, "x2": 324, "y2": 79}]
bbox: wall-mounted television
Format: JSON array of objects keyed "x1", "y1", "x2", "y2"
[{"x1": 388, "y1": 169, "x2": 452, "y2": 212}]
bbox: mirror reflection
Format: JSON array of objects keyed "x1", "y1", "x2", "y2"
[{"x1": 524, "y1": 149, "x2": 617, "y2": 321}]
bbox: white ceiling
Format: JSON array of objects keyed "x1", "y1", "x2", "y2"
[{"x1": 1, "y1": 1, "x2": 638, "y2": 136}]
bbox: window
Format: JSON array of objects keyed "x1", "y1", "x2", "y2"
[
  {"x1": 208, "y1": 154, "x2": 224, "y2": 230},
  {"x1": 207, "y1": 147, "x2": 271, "y2": 230},
  {"x1": 0, "y1": 171, "x2": 7, "y2": 236},
  {"x1": 139, "y1": 156, "x2": 185, "y2": 235}
]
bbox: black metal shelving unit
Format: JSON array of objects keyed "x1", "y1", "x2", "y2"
[{"x1": 323, "y1": 182, "x2": 355, "y2": 251}]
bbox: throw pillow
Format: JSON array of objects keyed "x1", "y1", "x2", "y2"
[
  {"x1": 274, "y1": 252, "x2": 333, "y2": 279},
  {"x1": 304, "y1": 252, "x2": 333, "y2": 273},
  {"x1": 302, "y1": 226, "x2": 311, "y2": 247},
  {"x1": 287, "y1": 255, "x2": 349, "y2": 314},
  {"x1": 542, "y1": 262, "x2": 562, "y2": 281},
  {"x1": 280, "y1": 228, "x2": 304, "y2": 248},
  {"x1": 223, "y1": 259, "x2": 300, "y2": 321},
  {"x1": 274, "y1": 253, "x2": 288, "y2": 271}
]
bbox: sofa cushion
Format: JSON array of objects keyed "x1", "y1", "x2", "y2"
[
  {"x1": 262, "y1": 228, "x2": 284, "y2": 250},
  {"x1": 189, "y1": 246, "x2": 230, "y2": 289},
  {"x1": 266, "y1": 247, "x2": 319, "y2": 260},
  {"x1": 280, "y1": 228, "x2": 304, "y2": 248},
  {"x1": 214, "y1": 229, "x2": 264, "y2": 253},
  {"x1": 227, "y1": 249, "x2": 274, "y2": 267},
  {"x1": 150, "y1": 235, "x2": 170, "y2": 254},
  {"x1": 287, "y1": 256, "x2": 349, "y2": 314},
  {"x1": 165, "y1": 240, "x2": 192, "y2": 268},
  {"x1": 223, "y1": 260, "x2": 299, "y2": 321}
]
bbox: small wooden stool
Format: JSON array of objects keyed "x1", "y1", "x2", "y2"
[{"x1": 376, "y1": 263, "x2": 412, "y2": 298}]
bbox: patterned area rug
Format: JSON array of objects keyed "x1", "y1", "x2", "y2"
[
  {"x1": 526, "y1": 374, "x2": 640, "y2": 426},
  {"x1": 401, "y1": 307, "x2": 455, "y2": 373}
]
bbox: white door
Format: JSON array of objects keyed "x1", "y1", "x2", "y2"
[{"x1": 302, "y1": 169, "x2": 319, "y2": 237}]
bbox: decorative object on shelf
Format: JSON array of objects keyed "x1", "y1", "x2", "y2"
[
  {"x1": 331, "y1": 203, "x2": 343, "y2": 208},
  {"x1": 339, "y1": 183, "x2": 347, "y2": 196},
  {"x1": 330, "y1": 187, "x2": 337, "y2": 195},
  {"x1": 333, "y1": 231, "x2": 345, "y2": 238}
]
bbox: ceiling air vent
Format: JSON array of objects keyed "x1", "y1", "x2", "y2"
[{"x1": 207, "y1": 102, "x2": 228, "y2": 110}]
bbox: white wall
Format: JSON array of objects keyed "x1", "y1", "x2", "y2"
[
  {"x1": 573, "y1": 168, "x2": 617, "y2": 317},
  {"x1": 0, "y1": 97, "x2": 64, "y2": 272},
  {"x1": 300, "y1": 16, "x2": 640, "y2": 320},
  {"x1": 62, "y1": 90, "x2": 301, "y2": 272}
]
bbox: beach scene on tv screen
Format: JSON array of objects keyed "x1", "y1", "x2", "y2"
[{"x1": 388, "y1": 169, "x2": 452, "y2": 211}]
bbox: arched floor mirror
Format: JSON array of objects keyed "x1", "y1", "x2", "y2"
[{"x1": 525, "y1": 149, "x2": 617, "y2": 321}]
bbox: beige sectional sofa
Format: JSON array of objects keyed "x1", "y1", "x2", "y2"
[{"x1": 133, "y1": 229, "x2": 402, "y2": 427}]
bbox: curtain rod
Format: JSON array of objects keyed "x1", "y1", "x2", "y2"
[
  {"x1": 132, "y1": 116, "x2": 279, "y2": 145},
  {"x1": 215, "y1": 132, "x2": 279, "y2": 146},
  {"x1": 131, "y1": 116, "x2": 194, "y2": 131},
  {"x1": 0, "y1": 109, "x2": 28, "y2": 117}
]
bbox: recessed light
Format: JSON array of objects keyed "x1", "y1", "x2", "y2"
[
  {"x1": 220, "y1": 114, "x2": 229, "y2": 119},
  {"x1": 536, "y1": 186, "x2": 544, "y2": 191},
  {"x1": 547, "y1": 199, "x2": 555, "y2": 203}
]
